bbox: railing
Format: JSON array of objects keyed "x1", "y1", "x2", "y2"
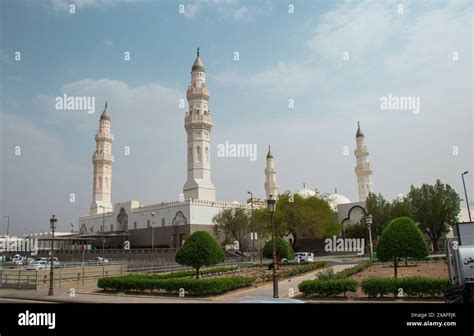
[{"x1": 0, "y1": 260, "x2": 252, "y2": 290}]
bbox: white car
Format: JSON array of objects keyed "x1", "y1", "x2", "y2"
[
  {"x1": 26, "y1": 261, "x2": 50, "y2": 271},
  {"x1": 283, "y1": 252, "x2": 314, "y2": 263},
  {"x1": 89, "y1": 257, "x2": 109, "y2": 265}
]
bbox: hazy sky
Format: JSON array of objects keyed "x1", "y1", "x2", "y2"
[{"x1": 0, "y1": 0, "x2": 472, "y2": 235}]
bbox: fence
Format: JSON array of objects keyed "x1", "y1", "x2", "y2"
[{"x1": 0, "y1": 260, "x2": 250, "y2": 291}]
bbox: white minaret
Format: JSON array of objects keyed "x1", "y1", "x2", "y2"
[
  {"x1": 90, "y1": 102, "x2": 114, "y2": 215},
  {"x1": 354, "y1": 122, "x2": 373, "y2": 202},
  {"x1": 183, "y1": 49, "x2": 216, "y2": 201},
  {"x1": 264, "y1": 146, "x2": 279, "y2": 199}
]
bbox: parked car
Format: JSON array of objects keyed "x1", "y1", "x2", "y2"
[
  {"x1": 282, "y1": 252, "x2": 314, "y2": 263},
  {"x1": 26, "y1": 261, "x2": 50, "y2": 271},
  {"x1": 89, "y1": 257, "x2": 109, "y2": 265},
  {"x1": 26, "y1": 257, "x2": 36, "y2": 264}
]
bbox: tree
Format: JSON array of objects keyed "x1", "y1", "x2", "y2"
[
  {"x1": 263, "y1": 237, "x2": 294, "y2": 262},
  {"x1": 390, "y1": 198, "x2": 411, "y2": 218},
  {"x1": 365, "y1": 192, "x2": 392, "y2": 241},
  {"x1": 212, "y1": 208, "x2": 250, "y2": 255},
  {"x1": 273, "y1": 192, "x2": 340, "y2": 248},
  {"x1": 175, "y1": 231, "x2": 225, "y2": 278},
  {"x1": 406, "y1": 179, "x2": 461, "y2": 251},
  {"x1": 377, "y1": 217, "x2": 429, "y2": 277}
]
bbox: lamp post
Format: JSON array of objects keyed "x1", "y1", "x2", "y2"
[
  {"x1": 151, "y1": 211, "x2": 155, "y2": 249},
  {"x1": 462, "y1": 171, "x2": 472, "y2": 222},
  {"x1": 247, "y1": 191, "x2": 255, "y2": 262},
  {"x1": 48, "y1": 215, "x2": 57, "y2": 296},
  {"x1": 100, "y1": 206, "x2": 106, "y2": 257},
  {"x1": 266, "y1": 194, "x2": 278, "y2": 298},
  {"x1": 3, "y1": 216, "x2": 10, "y2": 236},
  {"x1": 366, "y1": 214, "x2": 373, "y2": 260}
]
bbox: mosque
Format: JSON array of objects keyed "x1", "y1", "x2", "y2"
[{"x1": 77, "y1": 50, "x2": 374, "y2": 250}]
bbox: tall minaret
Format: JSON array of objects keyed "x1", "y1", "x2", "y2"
[
  {"x1": 354, "y1": 122, "x2": 373, "y2": 202},
  {"x1": 90, "y1": 102, "x2": 114, "y2": 215},
  {"x1": 183, "y1": 49, "x2": 216, "y2": 201},
  {"x1": 264, "y1": 146, "x2": 279, "y2": 199}
]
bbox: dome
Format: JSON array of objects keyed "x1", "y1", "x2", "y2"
[
  {"x1": 296, "y1": 186, "x2": 317, "y2": 198},
  {"x1": 328, "y1": 193, "x2": 351, "y2": 211},
  {"x1": 192, "y1": 49, "x2": 205, "y2": 72},
  {"x1": 100, "y1": 101, "x2": 110, "y2": 121}
]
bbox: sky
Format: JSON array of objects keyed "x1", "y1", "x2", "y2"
[{"x1": 0, "y1": 0, "x2": 472, "y2": 235}]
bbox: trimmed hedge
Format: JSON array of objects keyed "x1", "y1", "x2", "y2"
[
  {"x1": 298, "y1": 278, "x2": 358, "y2": 297},
  {"x1": 260, "y1": 261, "x2": 327, "y2": 281},
  {"x1": 98, "y1": 275, "x2": 256, "y2": 295},
  {"x1": 151, "y1": 266, "x2": 240, "y2": 280},
  {"x1": 336, "y1": 261, "x2": 373, "y2": 278},
  {"x1": 361, "y1": 276, "x2": 449, "y2": 298}
]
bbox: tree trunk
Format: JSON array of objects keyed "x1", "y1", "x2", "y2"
[
  {"x1": 292, "y1": 232, "x2": 297, "y2": 250},
  {"x1": 431, "y1": 236, "x2": 439, "y2": 252},
  {"x1": 394, "y1": 258, "x2": 398, "y2": 278},
  {"x1": 196, "y1": 267, "x2": 200, "y2": 279}
]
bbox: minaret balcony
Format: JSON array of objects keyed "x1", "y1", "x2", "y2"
[
  {"x1": 92, "y1": 153, "x2": 115, "y2": 163},
  {"x1": 95, "y1": 133, "x2": 114, "y2": 142},
  {"x1": 186, "y1": 86, "x2": 210, "y2": 99},
  {"x1": 185, "y1": 114, "x2": 213, "y2": 126}
]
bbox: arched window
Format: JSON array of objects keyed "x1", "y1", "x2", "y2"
[
  {"x1": 105, "y1": 177, "x2": 108, "y2": 188},
  {"x1": 205, "y1": 147, "x2": 209, "y2": 161},
  {"x1": 196, "y1": 146, "x2": 201, "y2": 162}
]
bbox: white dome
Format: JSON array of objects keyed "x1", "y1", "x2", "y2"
[
  {"x1": 328, "y1": 193, "x2": 351, "y2": 211},
  {"x1": 296, "y1": 186, "x2": 317, "y2": 198}
]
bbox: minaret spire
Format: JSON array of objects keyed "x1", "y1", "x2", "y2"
[
  {"x1": 90, "y1": 103, "x2": 114, "y2": 215},
  {"x1": 354, "y1": 122, "x2": 373, "y2": 202},
  {"x1": 183, "y1": 50, "x2": 215, "y2": 201},
  {"x1": 265, "y1": 145, "x2": 279, "y2": 199}
]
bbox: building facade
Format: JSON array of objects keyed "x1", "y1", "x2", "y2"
[{"x1": 78, "y1": 50, "x2": 248, "y2": 249}]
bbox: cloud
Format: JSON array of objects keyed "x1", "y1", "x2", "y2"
[
  {"x1": 50, "y1": 0, "x2": 115, "y2": 11},
  {"x1": 183, "y1": 0, "x2": 251, "y2": 20}
]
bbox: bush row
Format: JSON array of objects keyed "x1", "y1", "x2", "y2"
[
  {"x1": 335, "y1": 261, "x2": 373, "y2": 278},
  {"x1": 98, "y1": 275, "x2": 256, "y2": 295},
  {"x1": 259, "y1": 261, "x2": 327, "y2": 282},
  {"x1": 298, "y1": 278, "x2": 358, "y2": 297},
  {"x1": 361, "y1": 276, "x2": 449, "y2": 297},
  {"x1": 150, "y1": 266, "x2": 240, "y2": 279}
]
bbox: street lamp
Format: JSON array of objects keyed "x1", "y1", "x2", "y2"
[
  {"x1": 151, "y1": 211, "x2": 155, "y2": 249},
  {"x1": 366, "y1": 214, "x2": 374, "y2": 260},
  {"x1": 266, "y1": 194, "x2": 278, "y2": 298},
  {"x1": 3, "y1": 216, "x2": 10, "y2": 236},
  {"x1": 48, "y1": 215, "x2": 57, "y2": 296},
  {"x1": 100, "y1": 206, "x2": 106, "y2": 258},
  {"x1": 247, "y1": 191, "x2": 255, "y2": 262},
  {"x1": 462, "y1": 171, "x2": 472, "y2": 222}
]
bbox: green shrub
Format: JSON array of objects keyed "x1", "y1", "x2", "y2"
[
  {"x1": 377, "y1": 217, "x2": 429, "y2": 277},
  {"x1": 360, "y1": 277, "x2": 398, "y2": 297},
  {"x1": 317, "y1": 268, "x2": 337, "y2": 280},
  {"x1": 175, "y1": 231, "x2": 225, "y2": 278},
  {"x1": 152, "y1": 266, "x2": 240, "y2": 279},
  {"x1": 299, "y1": 278, "x2": 357, "y2": 297},
  {"x1": 98, "y1": 275, "x2": 256, "y2": 295},
  {"x1": 262, "y1": 237, "x2": 294, "y2": 260},
  {"x1": 336, "y1": 261, "x2": 373, "y2": 278},
  {"x1": 361, "y1": 276, "x2": 449, "y2": 298}
]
